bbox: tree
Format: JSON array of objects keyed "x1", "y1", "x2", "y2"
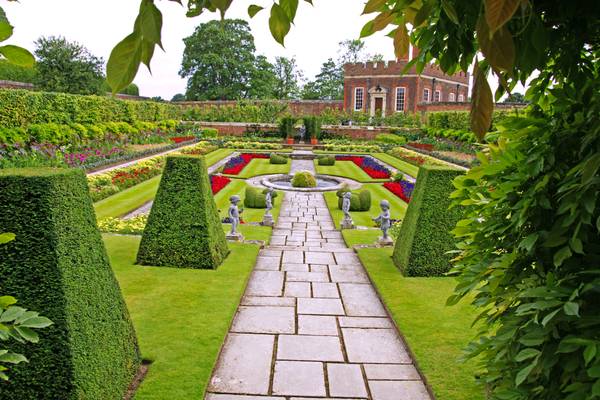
[
  {"x1": 34, "y1": 36, "x2": 104, "y2": 95},
  {"x1": 272, "y1": 56, "x2": 303, "y2": 99},
  {"x1": 248, "y1": 55, "x2": 277, "y2": 99},
  {"x1": 0, "y1": 60, "x2": 36, "y2": 83},
  {"x1": 171, "y1": 93, "x2": 186, "y2": 102},
  {"x1": 337, "y1": 39, "x2": 368, "y2": 65},
  {"x1": 180, "y1": 19, "x2": 257, "y2": 100},
  {"x1": 503, "y1": 92, "x2": 526, "y2": 103},
  {"x1": 301, "y1": 58, "x2": 343, "y2": 100}
]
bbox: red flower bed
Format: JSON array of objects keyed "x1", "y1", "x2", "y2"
[
  {"x1": 383, "y1": 181, "x2": 413, "y2": 203},
  {"x1": 111, "y1": 166, "x2": 155, "y2": 188},
  {"x1": 210, "y1": 175, "x2": 231, "y2": 194},
  {"x1": 335, "y1": 155, "x2": 391, "y2": 179},
  {"x1": 170, "y1": 136, "x2": 196, "y2": 144},
  {"x1": 222, "y1": 153, "x2": 270, "y2": 175},
  {"x1": 408, "y1": 142, "x2": 435, "y2": 152}
]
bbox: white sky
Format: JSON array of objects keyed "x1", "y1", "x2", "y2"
[{"x1": 4, "y1": 0, "x2": 398, "y2": 99}]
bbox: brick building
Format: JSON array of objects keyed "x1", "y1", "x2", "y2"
[{"x1": 343, "y1": 48, "x2": 470, "y2": 116}]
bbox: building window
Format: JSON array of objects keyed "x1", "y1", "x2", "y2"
[
  {"x1": 395, "y1": 87, "x2": 406, "y2": 111},
  {"x1": 354, "y1": 87, "x2": 364, "y2": 111},
  {"x1": 449, "y1": 93, "x2": 456, "y2": 102},
  {"x1": 423, "y1": 88, "x2": 430, "y2": 103},
  {"x1": 434, "y1": 90, "x2": 441, "y2": 102},
  {"x1": 458, "y1": 94, "x2": 464, "y2": 102}
]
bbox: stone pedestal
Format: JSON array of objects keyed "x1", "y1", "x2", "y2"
[
  {"x1": 262, "y1": 214, "x2": 274, "y2": 227},
  {"x1": 378, "y1": 236, "x2": 394, "y2": 246},
  {"x1": 341, "y1": 217, "x2": 355, "y2": 230},
  {"x1": 226, "y1": 232, "x2": 244, "y2": 242}
]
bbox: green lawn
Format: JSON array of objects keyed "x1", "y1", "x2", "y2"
[
  {"x1": 315, "y1": 160, "x2": 388, "y2": 183},
  {"x1": 342, "y1": 229, "x2": 382, "y2": 247},
  {"x1": 93, "y1": 149, "x2": 235, "y2": 220},
  {"x1": 223, "y1": 158, "x2": 290, "y2": 179},
  {"x1": 94, "y1": 175, "x2": 161, "y2": 220},
  {"x1": 373, "y1": 152, "x2": 420, "y2": 178},
  {"x1": 357, "y1": 247, "x2": 485, "y2": 400},
  {"x1": 214, "y1": 179, "x2": 282, "y2": 224},
  {"x1": 103, "y1": 234, "x2": 258, "y2": 400},
  {"x1": 324, "y1": 183, "x2": 408, "y2": 228}
]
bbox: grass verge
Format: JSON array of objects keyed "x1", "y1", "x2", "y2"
[
  {"x1": 94, "y1": 175, "x2": 161, "y2": 220},
  {"x1": 103, "y1": 234, "x2": 258, "y2": 400},
  {"x1": 373, "y1": 152, "x2": 420, "y2": 178},
  {"x1": 323, "y1": 183, "x2": 408, "y2": 229},
  {"x1": 356, "y1": 247, "x2": 485, "y2": 400}
]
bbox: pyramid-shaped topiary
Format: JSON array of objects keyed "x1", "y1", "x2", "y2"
[
  {"x1": 392, "y1": 164, "x2": 464, "y2": 276},
  {"x1": 136, "y1": 155, "x2": 229, "y2": 269},
  {"x1": 0, "y1": 168, "x2": 140, "y2": 399}
]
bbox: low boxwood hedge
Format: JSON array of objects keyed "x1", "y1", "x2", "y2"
[
  {"x1": 337, "y1": 188, "x2": 372, "y2": 211},
  {"x1": 270, "y1": 153, "x2": 288, "y2": 164},
  {"x1": 392, "y1": 164, "x2": 464, "y2": 276},
  {"x1": 317, "y1": 155, "x2": 335, "y2": 166},
  {"x1": 136, "y1": 155, "x2": 229, "y2": 269},
  {"x1": 0, "y1": 168, "x2": 140, "y2": 399},
  {"x1": 244, "y1": 186, "x2": 278, "y2": 208},
  {"x1": 291, "y1": 171, "x2": 316, "y2": 188}
]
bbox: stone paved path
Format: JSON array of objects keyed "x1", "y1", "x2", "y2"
[{"x1": 205, "y1": 190, "x2": 432, "y2": 400}]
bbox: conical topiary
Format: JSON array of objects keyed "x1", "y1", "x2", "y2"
[{"x1": 136, "y1": 155, "x2": 229, "y2": 269}]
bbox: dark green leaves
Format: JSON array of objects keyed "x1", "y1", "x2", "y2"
[
  {"x1": 107, "y1": 0, "x2": 164, "y2": 93},
  {"x1": 269, "y1": 3, "x2": 291, "y2": 46},
  {"x1": 248, "y1": 4, "x2": 264, "y2": 18}
]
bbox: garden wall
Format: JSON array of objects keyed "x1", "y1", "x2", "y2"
[
  {"x1": 193, "y1": 121, "x2": 405, "y2": 140},
  {"x1": 178, "y1": 99, "x2": 343, "y2": 117}
]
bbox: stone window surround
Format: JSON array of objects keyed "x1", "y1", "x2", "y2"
[
  {"x1": 423, "y1": 88, "x2": 430, "y2": 103},
  {"x1": 458, "y1": 94, "x2": 465, "y2": 102},
  {"x1": 434, "y1": 90, "x2": 441, "y2": 102},
  {"x1": 354, "y1": 87, "x2": 365, "y2": 111},
  {"x1": 448, "y1": 92, "x2": 456, "y2": 102},
  {"x1": 395, "y1": 86, "x2": 406, "y2": 112}
]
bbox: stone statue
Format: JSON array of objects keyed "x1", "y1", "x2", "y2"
[
  {"x1": 227, "y1": 195, "x2": 243, "y2": 241},
  {"x1": 299, "y1": 125, "x2": 306, "y2": 142},
  {"x1": 373, "y1": 199, "x2": 393, "y2": 245},
  {"x1": 262, "y1": 188, "x2": 275, "y2": 227},
  {"x1": 340, "y1": 192, "x2": 354, "y2": 229}
]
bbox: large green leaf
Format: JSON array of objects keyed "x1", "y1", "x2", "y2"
[
  {"x1": 0, "y1": 21, "x2": 12, "y2": 42},
  {"x1": 0, "y1": 351, "x2": 27, "y2": 364},
  {"x1": 106, "y1": 32, "x2": 143, "y2": 94},
  {"x1": 248, "y1": 4, "x2": 264, "y2": 18},
  {"x1": 470, "y1": 62, "x2": 493, "y2": 140},
  {"x1": 393, "y1": 25, "x2": 409, "y2": 59},
  {"x1": 478, "y1": 18, "x2": 515, "y2": 72},
  {"x1": 441, "y1": 0, "x2": 459, "y2": 24},
  {"x1": 0, "y1": 45, "x2": 34, "y2": 67},
  {"x1": 139, "y1": 0, "x2": 163, "y2": 49},
  {"x1": 362, "y1": 0, "x2": 387, "y2": 14},
  {"x1": 485, "y1": 0, "x2": 520, "y2": 33},
  {"x1": 280, "y1": 0, "x2": 299, "y2": 22},
  {"x1": 269, "y1": 3, "x2": 291, "y2": 46},
  {"x1": 0, "y1": 232, "x2": 15, "y2": 244}
]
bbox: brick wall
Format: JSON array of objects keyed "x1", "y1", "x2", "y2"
[
  {"x1": 0, "y1": 80, "x2": 34, "y2": 90},
  {"x1": 178, "y1": 100, "x2": 343, "y2": 116}
]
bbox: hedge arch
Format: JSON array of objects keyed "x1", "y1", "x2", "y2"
[
  {"x1": 392, "y1": 164, "x2": 464, "y2": 276},
  {"x1": 0, "y1": 168, "x2": 140, "y2": 399},
  {"x1": 136, "y1": 155, "x2": 229, "y2": 269}
]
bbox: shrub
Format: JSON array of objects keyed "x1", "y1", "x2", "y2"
[
  {"x1": 244, "y1": 186, "x2": 278, "y2": 208},
  {"x1": 392, "y1": 164, "x2": 464, "y2": 276},
  {"x1": 270, "y1": 153, "x2": 288, "y2": 164},
  {"x1": 375, "y1": 133, "x2": 407, "y2": 145},
  {"x1": 337, "y1": 189, "x2": 372, "y2": 211},
  {"x1": 136, "y1": 155, "x2": 229, "y2": 269},
  {"x1": 304, "y1": 116, "x2": 322, "y2": 139},
  {"x1": 291, "y1": 171, "x2": 316, "y2": 188},
  {"x1": 317, "y1": 155, "x2": 335, "y2": 166},
  {"x1": 279, "y1": 116, "x2": 296, "y2": 138},
  {"x1": 0, "y1": 168, "x2": 140, "y2": 399},
  {"x1": 202, "y1": 127, "x2": 218, "y2": 138}
]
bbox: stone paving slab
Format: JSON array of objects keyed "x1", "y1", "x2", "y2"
[{"x1": 205, "y1": 190, "x2": 430, "y2": 400}]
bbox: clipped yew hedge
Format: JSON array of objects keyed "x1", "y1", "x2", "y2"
[
  {"x1": 0, "y1": 89, "x2": 182, "y2": 128},
  {"x1": 392, "y1": 164, "x2": 464, "y2": 276},
  {"x1": 0, "y1": 168, "x2": 140, "y2": 399},
  {"x1": 136, "y1": 155, "x2": 229, "y2": 269}
]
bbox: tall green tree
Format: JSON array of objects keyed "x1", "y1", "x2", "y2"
[
  {"x1": 180, "y1": 19, "x2": 257, "y2": 100},
  {"x1": 34, "y1": 36, "x2": 104, "y2": 95},
  {"x1": 272, "y1": 56, "x2": 303, "y2": 99},
  {"x1": 337, "y1": 39, "x2": 368, "y2": 65},
  {"x1": 301, "y1": 58, "x2": 343, "y2": 100},
  {"x1": 249, "y1": 55, "x2": 277, "y2": 99}
]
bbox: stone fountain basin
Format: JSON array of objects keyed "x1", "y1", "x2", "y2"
[{"x1": 256, "y1": 174, "x2": 362, "y2": 192}]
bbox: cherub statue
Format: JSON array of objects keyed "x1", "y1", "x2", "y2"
[
  {"x1": 264, "y1": 188, "x2": 274, "y2": 216},
  {"x1": 342, "y1": 192, "x2": 352, "y2": 220},
  {"x1": 228, "y1": 195, "x2": 242, "y2": 235},
  {"x1": 373, "y1": 199, "x2": 391, "y2": 240}
]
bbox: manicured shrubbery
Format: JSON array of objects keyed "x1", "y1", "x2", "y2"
[
  {"x1": 279, "y1": 116, "x2": 296, "y2": 138},
  {"x1": 0, "y1": 89, "x2": 181, "y2": 128},
  {"x1": 136, "y1": 155, "x2": 229, "y2": 269},
  {"x1": 202, "y1": 127, "x2": 219, "y2": 138},
  {"x1": 270, "y1": 153, "x2": 288, "y2": 164},
  {"x1": 291, "y1": 171, "x2": 316, "y2": 188},
  {"x1": 317, "y1": 155, "x2": 335, "y2": 166},
  {"x1": 375, "y1": 133, "x2": 407, "y2": 145},
  {"x1": 303, "y1": 116, "x2": 321, "y2": 139},
  {"x1": 244, "y1": 186, "x2": 278, "y2": 208},
  {"x1": 336, "y1": 187, "x2": 372, "y2": 211},
  {"x1": 0, "y1": 168, "x2": 140, "y2": 399},
  {"x1": 183, "y1": 100, "x2": 289, "y2": 123},
  {"x1": 392, "y1": 164, "x2": 464, "y2": 276}
]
